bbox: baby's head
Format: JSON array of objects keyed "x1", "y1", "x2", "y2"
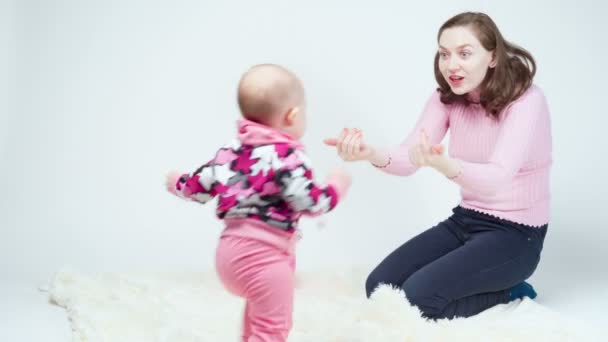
[{"x1": 237, "y1": 64, "x2": 306, "y2": 139}]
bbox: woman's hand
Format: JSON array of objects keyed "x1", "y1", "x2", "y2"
[
  {"x1": 409, "y1": 129, "x2": 445, "y2": 168},
  {"x1": 410, "y1": 129, "x2": 460, "y2": 178},
  {"x1": 324, "y1": 128, "x2": 375, "y2": 162}
]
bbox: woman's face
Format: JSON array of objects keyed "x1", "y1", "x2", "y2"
[{"x1": 437, "y1": 25, "x2": 496, "y2": 95}]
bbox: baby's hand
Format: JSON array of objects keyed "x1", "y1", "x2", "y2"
[
  {"x1": 327, "y1": 167, "x2": 352, "y2": 198},
  {"x1": 165, "y1": 170, "x2": 182, "y2": 195}
]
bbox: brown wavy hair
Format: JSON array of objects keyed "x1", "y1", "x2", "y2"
[{"x1": 434, "y1": 12, "x2": 536, "y2": 118}]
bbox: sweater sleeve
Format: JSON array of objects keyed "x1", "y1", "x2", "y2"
[
  {"x1": 449, "y1": 87, "x2": 549, "y2": 196},
  {"x1": 377, "y1": 90, "x2": 450, "y2": 176}
]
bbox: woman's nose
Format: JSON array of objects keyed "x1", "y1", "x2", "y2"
[{"x1": 447, "y1": 57, "x2": 460, "y2": 72}]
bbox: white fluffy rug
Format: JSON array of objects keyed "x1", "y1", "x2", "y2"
[{"x1": 47, "y1": 270, "x2": 601, "y2": 341}]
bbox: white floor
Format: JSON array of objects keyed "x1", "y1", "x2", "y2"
[
  {"x1": 2, "y1": 270, "x2": 606, "y2": 342},
  {"x1": 531, "y1": 276, "x2": 608, "y2": 331},
  {"x1": 1, "y1": 278, "x2": 71, "y2": 342}
]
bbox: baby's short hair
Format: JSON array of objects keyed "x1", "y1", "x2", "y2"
[{"x1": 237, "y1": 64, "x2": 304, "y2": 123}]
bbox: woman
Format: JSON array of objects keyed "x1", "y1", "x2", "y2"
[{"x1": 325, "y1": 12, "x2": 551, "y2": 320}]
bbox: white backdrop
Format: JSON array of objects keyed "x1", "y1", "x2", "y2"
[{"x1": 2, "y1": 0, "x2": 608, "y2": 295}]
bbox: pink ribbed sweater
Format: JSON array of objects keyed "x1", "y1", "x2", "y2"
[{"x1": 382, "y1": 85, "x2": 552, "y2": 227}]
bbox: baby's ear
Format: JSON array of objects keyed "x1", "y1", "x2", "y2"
[{"x1": 285, "y1": 107, "x2": 299, "y2": 125}]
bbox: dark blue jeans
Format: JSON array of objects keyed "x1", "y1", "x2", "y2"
[{"x1": 366, "y1": 206, "x2": 547, "y2": 319}]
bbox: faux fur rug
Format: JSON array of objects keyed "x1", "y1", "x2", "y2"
[{"x1": 47, "y1": 270, "x2": 601, "y2": 341}]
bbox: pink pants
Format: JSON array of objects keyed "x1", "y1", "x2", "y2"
[{"x1": 215, "y1": 232, "x2": 296, "y2": 342}]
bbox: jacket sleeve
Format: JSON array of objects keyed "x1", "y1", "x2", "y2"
[{"x1": 276, "y1": 150, "x2": 342, "y2": 217}]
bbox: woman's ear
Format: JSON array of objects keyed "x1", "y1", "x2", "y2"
[{"x1": 489, "y1": 51, "x2": 497, "y2": 68}]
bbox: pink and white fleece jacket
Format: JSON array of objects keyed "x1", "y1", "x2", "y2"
[{"x1": 171, "y1": 119, "x2": 346, "y2": 233}]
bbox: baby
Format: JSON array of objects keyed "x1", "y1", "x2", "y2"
[{"x1": 166, "y1": 64, "x2": 351, "y2": 342}]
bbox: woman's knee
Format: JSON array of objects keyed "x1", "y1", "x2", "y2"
[
  {"x1": 365, "y1": 273, "x2": 379, "y2": 298},
  {"x1": 402, "y1": 275, "x2": 447, "y2": 319},
  {"x1": 365, "y1": 268, "x2": 389, "y2": 298}
]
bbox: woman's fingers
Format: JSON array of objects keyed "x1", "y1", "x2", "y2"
[
  {"x1": 323, "y1": 138, "x2": 338, "y2": 146},
  {"x1": 328, "y1": 127, "x2": 369, "y2": 161},
  {"x1": 353, "y1": 131, "x2": 363, "y2": 158},
  {"x1": 431, "y1": 144, "x2": 444, "y2": 155},
  {"x1": 337, "y1": 128, "x2": 348, "y2": 155},
  {"x1": 347, "y1": 129, "x2": 361, "y2": 157},
  {"x1": 343, "y1": 130, "x2": 357, "y2": 159}
]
